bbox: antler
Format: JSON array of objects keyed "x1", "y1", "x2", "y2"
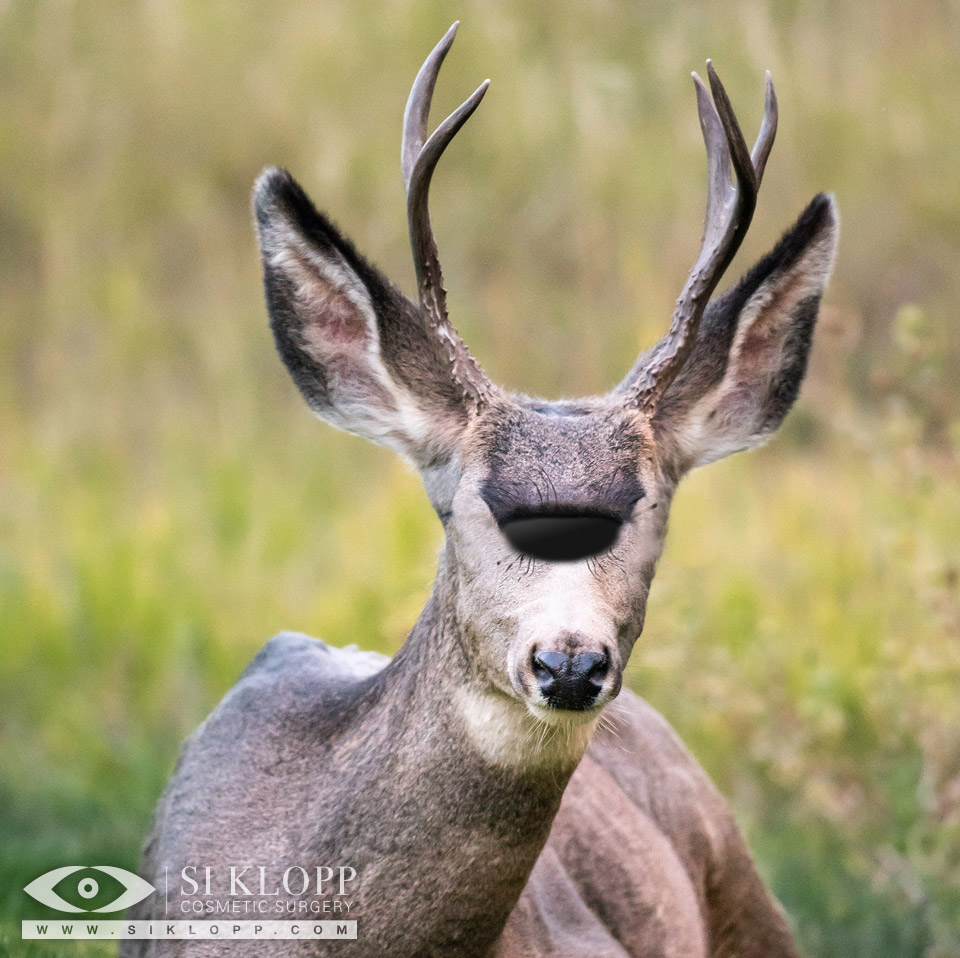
[
  {"x1": 621, "y1": 62, "x2": 778, "y2": 409},
  {"x1": 402, "y1": 22, "x2": 494, "y2": 409}
]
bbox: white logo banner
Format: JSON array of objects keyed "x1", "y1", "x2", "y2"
[{"x1": 22, "y1": 920, "x2": 357, "y2": 940}]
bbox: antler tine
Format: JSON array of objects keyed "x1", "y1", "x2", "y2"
[
  {"x1": 402, "y1": 22, "x2": 458, "y2": 189},
  {"x1": 401, "y1": 23, "x2": 493, "y2": 408},
  {"x1": 405, "y1": 78, "x2": 490, "y2": 301},
  {"x1": 707, "y1": 62, "x2": 755, "y2": 193},
  {"x1": 694, "y1": 72, "x2": 732, "y2": 253},
  {"x1": 623, "y1": 64, "x2": 778, "y2": 410},
  {"x1": 752, "y1": 71, "x2": 778, "y2": 182}
]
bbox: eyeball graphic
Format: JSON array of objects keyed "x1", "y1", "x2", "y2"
[
  {"x1": 77, "y1": 877, "x2": 99, "y2": 899},
  {"x1": 24, "y1": 866, "x2": 155, "y2": 913}
]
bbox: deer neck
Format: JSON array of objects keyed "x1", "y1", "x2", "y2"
[{"x1": 335, "y1": 563, "x2": 595, "y2": 955}]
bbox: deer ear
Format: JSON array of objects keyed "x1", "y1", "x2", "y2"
[
  {"x1": 655, "y1": 194, "x2": 839, "y2": 471},
  {"x1": 254, "y1": 168, "x2": 471, "y2": 466}
]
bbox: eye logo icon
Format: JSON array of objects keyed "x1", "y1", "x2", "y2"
[{"x1": 24, "y1": 866, "x2": 155, "y2": 913}]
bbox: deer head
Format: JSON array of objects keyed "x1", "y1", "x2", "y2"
[{"x1": 254, "y1": 24, "x2": 837, "y2": 738}]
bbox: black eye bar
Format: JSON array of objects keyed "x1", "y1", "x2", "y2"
[{"x1": 500, "y1": 512, "x2": 623, "y2": 562}]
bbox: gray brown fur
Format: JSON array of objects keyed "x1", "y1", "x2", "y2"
[
  {"x1": 128, "y1": 626, "x2": 797, "y2": 957},
  {"x1": 126, "y1": 27, "x2": 838, "y2": 958}
]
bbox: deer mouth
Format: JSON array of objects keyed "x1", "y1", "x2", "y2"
[{"x1": 525, "y1": 699, "x2": 606, "y2": 727}]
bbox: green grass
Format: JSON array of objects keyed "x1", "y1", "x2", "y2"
[
  {"x1": 0, "y1": 926, "x2": 114, "y2": 958},
  {"x1": 2, "y1": 1, "x2": 960, "y2": 956}
]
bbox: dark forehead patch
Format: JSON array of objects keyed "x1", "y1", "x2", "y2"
[{"x1": 479, "y1": 403, "x2": 647, "y2": 523}]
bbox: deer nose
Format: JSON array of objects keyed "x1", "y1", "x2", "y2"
[{"x1": 531, "y1": 649, "x2": 609, "y2": 711}]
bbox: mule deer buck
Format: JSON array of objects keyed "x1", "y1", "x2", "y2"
[{"x1": 128, "y1": 23, "x2": 837, "y2": 958}]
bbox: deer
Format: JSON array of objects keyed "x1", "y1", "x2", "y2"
[{"x1": 126, "y1": 22, "x2": 838, "y2": 958}]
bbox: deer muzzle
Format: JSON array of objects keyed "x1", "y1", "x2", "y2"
[{"x1": 532, "y1": 649, "x2": 609, "y2": 710}]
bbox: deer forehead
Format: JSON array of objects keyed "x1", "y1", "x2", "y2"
[{"x1": 460, "y1": 399, "x2": 656, "y2": 515}]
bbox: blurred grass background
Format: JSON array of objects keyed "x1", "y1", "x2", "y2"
[{"x1": 1, "y1": 1, "x2": 959, "y2": 956}]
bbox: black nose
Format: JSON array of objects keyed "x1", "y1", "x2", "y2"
[{"x1": 531, "y1": 649, "x2": 609, "y2": 711}]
